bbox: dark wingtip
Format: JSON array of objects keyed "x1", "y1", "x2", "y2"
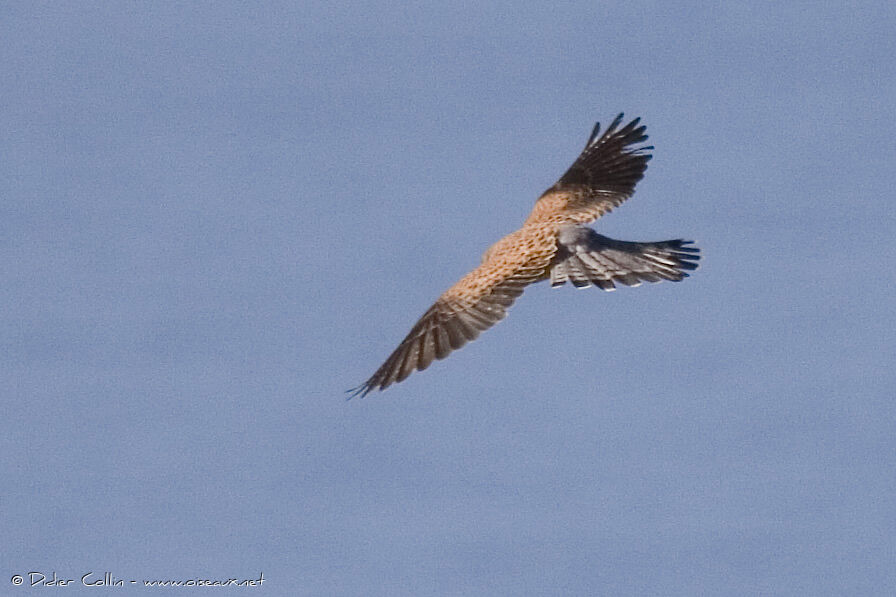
[
  {"x1": 586, "y1": 121, "x2": 601, "y2": 146},
  {"x1": 589, "y1": 113, "x2": 650, "y2": 148},
  {"x1": 608, "y1": 112, "x2": 625, "y2": 132},
  {"x1": 345, "y1": 383, "x2": 373, "y2": 400}
]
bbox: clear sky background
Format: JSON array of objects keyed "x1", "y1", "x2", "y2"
[{"x1": 3, "y1": 2, "x2": 895, "y2": 596}]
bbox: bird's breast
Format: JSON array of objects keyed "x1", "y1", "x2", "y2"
[{"x1": 479, "y1": 224, "x2": 559, "y2": 272}]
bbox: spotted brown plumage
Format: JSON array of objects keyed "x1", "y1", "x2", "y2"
[{"x1": 350, "y1": 114, "x2": 700, "y2": 397}]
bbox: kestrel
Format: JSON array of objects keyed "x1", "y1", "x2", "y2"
[{"x1": 351, "y1": 114, "x2": 699, "y2": 397}]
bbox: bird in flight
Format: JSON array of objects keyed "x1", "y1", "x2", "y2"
[{"x1": 350, "y1": 114, "x2": 699, "y2": 397}]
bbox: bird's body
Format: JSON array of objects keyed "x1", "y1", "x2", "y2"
[{"x1": 351, "y1": 114, "x2": 699, "y2": 397}]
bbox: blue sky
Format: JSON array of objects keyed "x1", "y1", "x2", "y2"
[{"x1": 3, "y1": 2, "x2": 895, "y2": 595}]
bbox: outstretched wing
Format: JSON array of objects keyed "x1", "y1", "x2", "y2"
[
  {"x1": 549, "y1": 226, "x2": 700, "y2": 290},
  {"x1": 349, "y1": 244, "x2": 552, "y2": 397},
  {"x1": 527, "y1": 113, "x2": 653, "y2": 225}
]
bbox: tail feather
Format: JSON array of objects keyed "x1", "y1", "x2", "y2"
[{"x1": 550, "y1": 226, "x2": 700, "y2": 291}]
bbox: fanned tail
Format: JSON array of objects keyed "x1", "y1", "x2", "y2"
[{"x1": 550, "y1": 227, "x2": 700, "y2": 290}]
